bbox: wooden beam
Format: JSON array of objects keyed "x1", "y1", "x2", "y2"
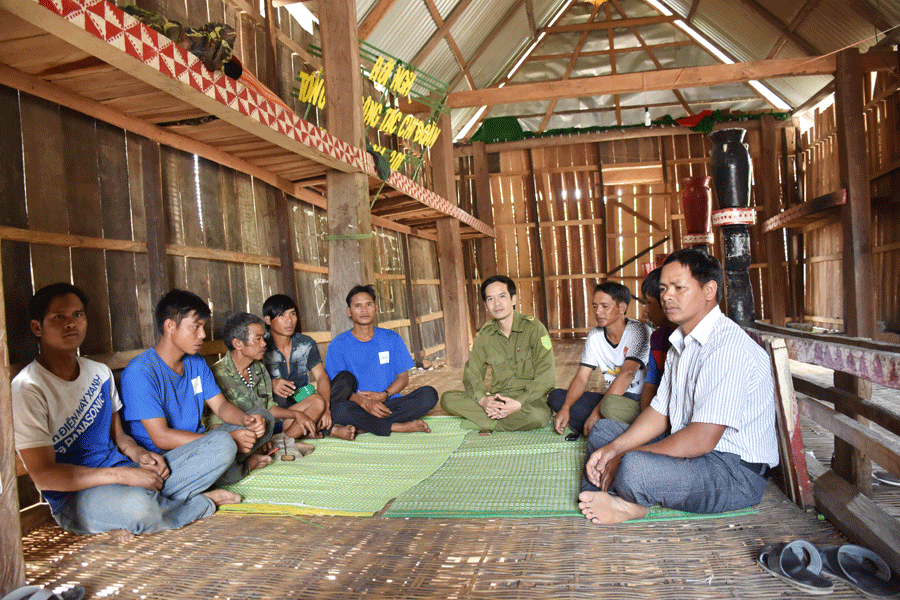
[
  {"x1": 447, "y1": 55, "x2": 832, "y2": 109},
  {"x1": 445, "y1": 51, "x2": 896, "y2": 109},
  {"x1": 761, "y1": 189, "x2": 845, "y2": 232},
  {"x1": 813, "y1": 469, "x2": 900, "y2": 575},
  {"x1": 799, "y1": 395, "x2": 900, "y2": 485},
  {"x1": 793, "y1": 376, "x2": 900, "y2": 435},
  {"x1": 544, "y1": 14, "x2": 678, "y2": 34},
  {"x1": 760, "y1": 115, "x2": 787, "y2": 325},
  {"x1": 528, "y1": 40, "x2": 693, "y2": 62},
  {"x1": 0, "y1": 250, "x2": 25, "y2": 595},
  {"x1": 525, "y1": 0, "x2": 537, "y2": 37},
  {"x1": 686, "y1": 0, "x2": 700, "y2": 23},
  {"x1": 358, "y1": 0, "x2": 401, "y2": 41},
  {"x1": 421, "y1": 0, "x2": 476, "y2": 89}
]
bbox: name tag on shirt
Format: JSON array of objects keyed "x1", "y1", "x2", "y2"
[
  {"x1": 379, "y1": 351, "x2": 390, "y2": 364},
  {"x1": 192, "y1": 376, "x2": 203, "y2": 395}
]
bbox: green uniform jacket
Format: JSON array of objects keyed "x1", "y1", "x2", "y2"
[
  {"x1": 206, "y1": 353, "x2": 274, "y2": 429},
  {"x1": 463, "y1": 312, "x2": 556, "y2": 407}
]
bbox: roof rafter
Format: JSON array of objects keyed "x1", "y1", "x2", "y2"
[
  {"x1": 765, "y1": 0, "x2": 823, "y2": 60},
  {"x1": 538, "y1": 1, "x2": 604, "y2": 132},
  {"x1": 739, "y1": 0, "x2": 822, "y2": 56},
  {"x1": 358, "y1": 0, "x2": 400, "y2": 40},
  {"x1": 610, "y1": 0, "x2": 694, "y2": 116},
  {"x1": 410, "y1": 0, "x2": 475, "y2": 67},
  {"x1": 448, "y1": 0, "x2": 527, "y2": 91},
  {"x1": 421, "y1": 0, "x2": 476, "y2": 89},
  {"x1": 528, "y1": 39, "x2": 692, "y2": 62}
]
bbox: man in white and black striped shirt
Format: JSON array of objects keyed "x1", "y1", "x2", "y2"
[{"x1": 578, "y1": 249, "x2": 779, "y2": 524}]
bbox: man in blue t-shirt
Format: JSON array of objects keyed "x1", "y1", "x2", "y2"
[
  {"x1": 123, "y1": 289, "x2": 274, "y2": 486},
  {"x1": 324, "y1": 285, "x2": 437, "y2": 436}
]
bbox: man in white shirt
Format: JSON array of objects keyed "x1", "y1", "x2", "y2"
[
  {"x1": 548, "y1": 281, "x2": 650, "y2": 438},
  {"x1": 578, "y1": 249, "x2": 779, "y2": 524}
]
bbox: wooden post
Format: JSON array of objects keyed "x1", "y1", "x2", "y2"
[
  {"x1": 597, "y1": 143, "x2": 609, "y2": 275},
  {"x1": 0, "y1": 252, "x2": 26, "y2": 596},
  {"x1": 432, "y1": 111, "x2": 470, "y2": 366},
  {"x1": 472, "y1": 141, "x2": 496, "y2": 279},
  {"x1": 436, "y1": 219, "x2": 470, "y2": 367},
  {"x1": 833, "y1": 47, "x2": 876, "y2": 494},
  {"x1": 320, "y1": 0, "x2": 375, "y2": 338},
  {"x1": 760, "y1": 115, "x2": 788, "y2": 325}
]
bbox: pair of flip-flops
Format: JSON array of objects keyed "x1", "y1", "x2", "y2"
[
  {"x1": 1, "y1": 586, "x2": 84, "y2": 600},
  {"x1": 758, "y1": 540, "x2": 900, "y2": 597}
]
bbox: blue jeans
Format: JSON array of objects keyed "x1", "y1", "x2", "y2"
[
  {"x1": 212, "y1": 408, "x2": 275, "y2": 485},
  {"x1": 547, "y1": 389, "x2": 641, "y2": 434},
  {"x1": 580, "y1": 419, "x2": 767, "y2": 513},
  {"x1": 55, "y1": 428, "x2": 237, "y2": 535}
]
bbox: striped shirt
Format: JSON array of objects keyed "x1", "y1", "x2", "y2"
[{"x1": 650, "y1": 306, "x2": 779, "y2": 467}]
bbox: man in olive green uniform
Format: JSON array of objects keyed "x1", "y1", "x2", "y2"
[{"x1": 440, "y1": 276, "x2": 555, "y2": 431}]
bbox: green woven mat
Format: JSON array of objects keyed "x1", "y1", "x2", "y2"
[
  {"x1": 384, "y1": 425, "x2": 759, "y2": 522},
  {"x1": 219, "y1": 416, "x2": 468, "y2": 516}
]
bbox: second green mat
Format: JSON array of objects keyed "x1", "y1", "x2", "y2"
[{"x1": 384, "y1": 425, "x2": 759, "y2": 522}]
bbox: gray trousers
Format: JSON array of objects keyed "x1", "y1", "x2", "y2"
[{"x1": 581, "y1": 419, "x2": 768, "y2": 514}]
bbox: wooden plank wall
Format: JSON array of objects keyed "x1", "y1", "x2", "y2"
[
  {"x1": 470, "y1": 127, "x2": 789, "y2": 337},
  {"x1": 798, "y1": 62, "x2": 900, "y2": 339},
  {"x1": 799, "y1": 104, "x2": 843, "y2": 330},
  {"x1": 599, "y1": 137, "x2": 668, "y2": 323},
  {"x1": 865, "y1": 69, "x2": 900, "y2": 338}
]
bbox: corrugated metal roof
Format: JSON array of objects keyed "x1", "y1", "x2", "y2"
[{"x1": 340, "y1": 0, "x2": 900, "y2": 137}]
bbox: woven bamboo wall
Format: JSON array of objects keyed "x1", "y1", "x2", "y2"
[{"x1": 0, "y1": 87, "x2": 444, "y2": 371}]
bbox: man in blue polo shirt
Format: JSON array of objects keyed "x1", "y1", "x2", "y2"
[
  {"x1": 123, "y1": 289, "x2": 274, "y2": 486},
  {"x1": 324, "y1": 285, "x2": 437, "y2": 436}
]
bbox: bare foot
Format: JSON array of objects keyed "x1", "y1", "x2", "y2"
[
  {"x1": 246, "y1": 453, "x2": 272, "y2": 473},
  {"x1": 390, "y1": 420, "x2": 431, "y2": 433},
  {"x1": 108, "y1": 529, "x2": 135, "y2": 543},
  {"x1": 331, "y1": 424, "x2": 356, "y2": 441},
  {"x1": 203, "y1": 489, "x2": 242, "y2": 506},
  {"x1": 577, "y1": 491, "x2": 648, "y2": 524},
  {"x1": 294, "y1": 442, "x2": 315, "y2": 456}
]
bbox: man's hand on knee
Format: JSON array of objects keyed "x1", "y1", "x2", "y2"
[
  {"x1": 585, "y1": 444, "x2": 620, "y2": 490},
  {"x1": 229, "y1": 428, "x2": 257, "y2": 453}
]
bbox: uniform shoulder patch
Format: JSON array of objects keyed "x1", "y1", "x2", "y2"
[
  {"x1": 541, "y1": 335, "x2": 552, "y2": 350},
  {"x1": 523, "y1": 314, "x2": 534, "y2": 321}
]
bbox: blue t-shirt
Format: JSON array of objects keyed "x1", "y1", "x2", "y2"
[
  {"x1": 122, "y1": 349, "x2": 221, "y2": 453},
  {"x1": 325, "y1": 328, "x2": 414, "y2": 397}
]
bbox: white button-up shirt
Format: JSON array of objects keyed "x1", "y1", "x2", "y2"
[{"x1": 650, "y1": 306, "x2": 779, "y2": 467}]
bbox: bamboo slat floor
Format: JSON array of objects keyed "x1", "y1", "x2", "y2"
[{"x1": 19, "y1": 339, "x2": 896, "y2": 599}]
